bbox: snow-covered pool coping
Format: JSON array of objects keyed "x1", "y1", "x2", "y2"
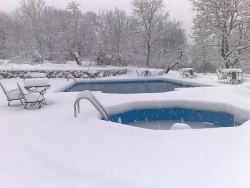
[
  {"x1": 55, "y1": 77, "x2": 213, "y2": 92},
  {"x1": 103, "y1": 85, "x2": 250, "y2": 125}
]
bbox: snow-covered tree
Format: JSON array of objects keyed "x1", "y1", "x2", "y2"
[
  {"x1": 190, "y1": 0, "x2": 250, "y2": 68},
  {"x1": 41, "y1": 6, "x2": 63, "y2": 62},
  {"x1": 131, "y1": 0, "x2": 170, "y2": 67},
  {"x1": 19, "y1": 0, "x2": 45, "y2": 57},
  {"x1": 0, "y1": 12, "x2": 8, "y2": 60},
  {"x1": 95, "y1": 8, "x2": 132, "y2": 66},
  {"x1": 152, "y1": 21, "x2": 188, "y2": 72},
  {"x1": 66, "y1": 1, "x2": 82, "y2": 57},
  {"x1": 105, "y1": 8, "x2": 131, "y2": 65},
  {"x1": 80, "y1": 11, "x2": 99, "y2": 60},
  {"x1": 0, "y1": 0, "x2": 188, "y2": 67},
  {"x1": 190, "y1": 14, "x2": 219, "y2": 74}
]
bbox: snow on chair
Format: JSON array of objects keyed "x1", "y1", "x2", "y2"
[
  {"x1": 0, "y1": 82, "x2": 23, "y2": 106},
  {"x1": 17, "y1": 83, "x2": 44, "y2": 109}
]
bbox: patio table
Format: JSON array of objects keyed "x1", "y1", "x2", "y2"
[
  {"x1": 180, "y1": 68, "x2": 193, "y2": 77},
  {"x1": 181, "y1": 68, "x2": 193, "y2": 71},
  {"x1": 141, "y1": 70, "x2": 152, "y2": 77},
  {"x1": 221, "y1": 68, "x2": 243, "y2": 83},
  {"x1": 23, "y1": 78, "x2": 51, "y2": 103},
  {"x1": 221, "y1": 68, "x2": 242, "y2": 73}
]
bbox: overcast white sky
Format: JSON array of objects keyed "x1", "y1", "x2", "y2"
[{"x1": 0, "y1": 0, "x2": 194, "y2": 33}]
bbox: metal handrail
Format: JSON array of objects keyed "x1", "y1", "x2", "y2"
[{"x1": 74, "y1": 90, "x2": 109, "y2": 120}]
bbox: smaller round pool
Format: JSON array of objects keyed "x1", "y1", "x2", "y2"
[{"x1": 108, "y1": 108, "x2": 235, "y2": 130}]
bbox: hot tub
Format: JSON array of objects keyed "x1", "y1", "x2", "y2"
[{"x1": 108, "y1": 108, "x2": 234, "y2": 130}]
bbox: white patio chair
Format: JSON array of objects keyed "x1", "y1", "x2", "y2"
[
  {"x1": 17, "y1": 83, "x2": 44, "y2": 109},
  {"x1": 152, "y1": 70, "x2": 156, "y2": 77},
  {"x1": 96, "y1": 71, "x2": 104, "y2": 79},
  {"x1": 143, "y1": 70, "x2": 152, "y2": 77},
  {"x1": 81, "y1": 74, "x2": 89, "y2": 79},
  {"x1": 238, "y1": 72, "x2": 243, "y2": 83},
  {"x1": 0, "y1": 82, "x2": 23, "y2": 106},
  {"x1": 179, "y1": 69, "x2": 189, "y2": 77},
  {"x1": 216, "y1": 69, "x2": 228, "y2": 83},
  {"x1": 136, "y1": 70, "x2": 142, "y2": 77},
  {"x1": 188, "y1": 70, "x2": 197, "y2": 78},
  {"x1": 179, "y1": 69, "x2": 184, "y2": 77}
]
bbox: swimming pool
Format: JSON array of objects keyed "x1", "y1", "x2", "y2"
[
  {"x1": 108, "y1": 108, "x2": 235, "y2": 130},
  {"x1": 63, "y1": 80, "x2": 194, "y2": 93}
]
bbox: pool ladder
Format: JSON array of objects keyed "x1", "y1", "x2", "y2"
[{"x1": 74, "y1": 90, "x2": 109, "y2": 120}]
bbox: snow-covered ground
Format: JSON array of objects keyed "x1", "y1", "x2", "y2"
[{"x1": 1, "y1": 64, "x2": 250, "y2": 188}]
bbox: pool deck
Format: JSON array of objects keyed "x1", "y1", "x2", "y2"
[{"x1": 1, "y1": 70, "x2": 250, "y2": 187}]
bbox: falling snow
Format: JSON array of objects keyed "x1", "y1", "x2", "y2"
[{"x1": 1, "y1": 63, "x2": 250, "y2": 188}]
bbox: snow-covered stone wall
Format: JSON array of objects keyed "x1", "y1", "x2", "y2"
[{"x1": 0, "y1": 69, "x2": 127, "y2": 79}]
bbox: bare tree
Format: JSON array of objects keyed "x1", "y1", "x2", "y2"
[
  {"x1": 41, "y1": 6, "x2": 61, "y2": 61},
  {"x1": 131, "y1": 0, "x2": 169, "y2": 67},
  {"x1": 190, "y1": 14, "x2": 218, "y2": 74},
  {"x1": 0, "y1": 0, "x2": 188, "y2": 67},
  {"x1": 105, "y1": 7, "x2": 131, "y2": 65},
  {"x1": 157, "y1": 22, "x2": 188, "y2": 73},
  {"x1": 19, "y1": 0, "x2": 45, "y2": 61},
  {"x1": 95, "y1": 10, "x2": 111, "y2": 65},
  {"x1": 66, "y1": 1, "x2": 83, "y2": 59},
  {"x1": 80, "y1": 11, "x2": 99, "y2": 60}
]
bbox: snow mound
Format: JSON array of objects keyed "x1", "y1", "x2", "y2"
[
  {"x1": 170, "y1": 123, "x2": 192, "y2": 130},
  {"x1": 232, "y1": 82, "x2": 250, "y2": 98}
]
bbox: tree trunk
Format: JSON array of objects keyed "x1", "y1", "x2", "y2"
[
  {"x1": 203, "y1": 61, "x2": 207, "y2": 75},
  {"x1": 146, "y1": 44, "x2": 150, "y2": 68}
]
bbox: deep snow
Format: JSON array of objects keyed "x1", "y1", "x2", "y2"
[{"x1": 1, "y1": 64, "x2": 250, "y2": 188}]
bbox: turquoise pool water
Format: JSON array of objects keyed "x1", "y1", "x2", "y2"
[{"x1": 63, "y1": 80, "x2": 194, "y2": 93}]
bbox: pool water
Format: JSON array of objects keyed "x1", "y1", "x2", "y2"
[
  {"x1": 130, "y1": 120, "x2": 221, "y2": 130},
  {"x1": 64, "y1": 80, "x2": 193, "y2": 93},
  {"x1": 109, "y1": 108, "x2": 234, "y2": 130}
]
